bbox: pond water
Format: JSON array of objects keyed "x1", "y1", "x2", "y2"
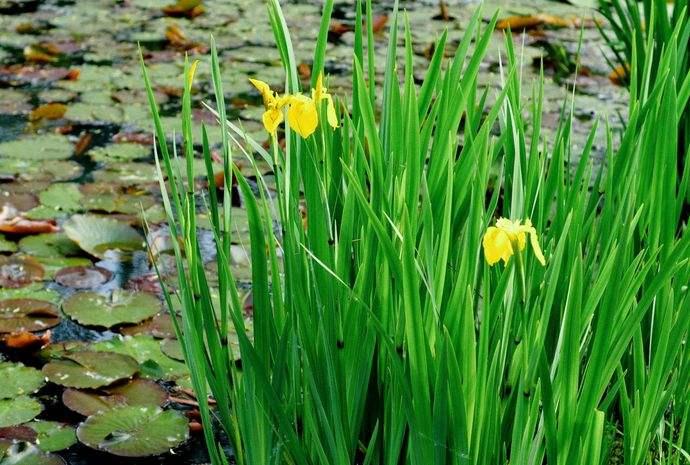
[{"x1": 0, "y1": 0, "x2": 627, "y2": 464}]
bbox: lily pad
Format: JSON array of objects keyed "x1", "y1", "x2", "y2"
[
  {"x1": 0, "y1": 299, "x2": 60, "y2": 334},
  {"x1": 62, "y1": 290, "x2": 160, "y2": 328},
  {"x1": 89, "y1": 143, "x2": 150, "y2": 162},
  {"x1": 18, "y1": 233, "x2": 81, "y2": 258},
  {"x1": 120, "y1": 312, "x2": 179, "y2": 338},
  {"x1": 0, "y1": 234, "x2": 17, "y2": 253},
  {"x1": 76, "y1": 406, "x2": 189, "y2": 457},
  {"x1": 37, "y1": 183, "x2": 82, "y2": 213},
  {"x1": 0, "y1": 362, "x2": 45, "y2": 399},
  {"x1": 27, "y1": 421, "x2": 77, "y2": 453},
  {"x1": 0, "y1": 256, "x2": 44, "y2": 288},
  {"x1": 0, "y1": 284, "x2": 60, "y2": 304},
  {"x1": 92, "y1": 335, "x2": 188, "y2": 381},
  {"x1": 42, "y1": 351, "x2": 139, "y2": 389},
  {"x1": 54, "y1": 266, "x2": 111, "y2": 289},
  {"x1": 0, "y1": 134, "x2": 73, "y2": 160},
  {"x1": 63, "y1": 214, "x2": 144, "y2": 259},
  {"x1": 62, "y1": 379, "x2": 168, "y2": 416},
  {"x1": 0, "y1": 159, "x2": 83, "y2": 182},
  {"x1": 159, "y1": 338, "x2": 184, "y2": 361},
  {"x1": 0, "y1": 396, "x2": 42, "y2": 428},
  {"x1": 0, "y1": 443, "x2": 66, "y2": 465},
  {"x1": 92, "y1": 162, "x2": 158, "y2": 185}
]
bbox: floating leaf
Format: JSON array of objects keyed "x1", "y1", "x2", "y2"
[
  {"x1": 62, "y1": 379, "x2": 168, "y2": 417},
  {"x1": 93, "y1": 335, "x2": 188, "y2": 381},
  {"x1": 0, "y1": 135, "x2": 72, "y2": 160},
  {"x1": 76, "y1": 406, "x2": 189, "y2": 457},
  {"x1": 29, "y1": 103, "x2": 68, "y2": 121},
  {"x1": 37, "y1": 184, "x2": 82, "y2": 213},
  {"x1": 0, "y1": 362, "x2": 45, "y2": 399},
  {"x1": 0, "y1": 299, "x2": 59, "y2": 334},
  {"x1": 42, "y1": 351, "x2": 139, "y2": 389},
  {"x1": 63, "y1": 214, "x2": 144, "y2": 259},
  {"x1": 159, "y1": 338, "x2": 184, "y2": 361},
  {"x1": 89, "y1": 143, "x2": 150, "y2": 162},
  {"x1": 0, "y1": 443, "x2": 66, "y2": 465},
  {"x1": 62, "y1": 291, "x2": 160, "y2": 328},
  {"x1": 0, "y1": 234, "x2": 17, "y2": 253},
  {"x1": 120, "y1": 312, "x2": 179, "y2": 338},
  {"x1": 0, "y1": 396, "x2": 42, "y2": 427},
  {"x1": 0, "y1": 206, "x2": 58, "y2": 235},
  {"x1": 92, "y1": 162, "x2": 158, "y2": 185},
  {"x1": 0, "y1": 159, "x2": 82, "y2": 182},
  {"x1": 54, "y1": 266, "x2": 111, "y2": 289},
  {"x1": 27, "y1": 421, "x2": 77, "y2": 452},
  {"x1": 0, "y1": 284, "x2": 60, "y2": 304},
  {"x1": 1, "y1": 331, "x2": 50, "y2": 351},
  {"x1": 0, "y1": 256, "x2": 44, "y2": 288},
  {"x1": 18, "y1": 233, "x2": 81, "y2": 258}
]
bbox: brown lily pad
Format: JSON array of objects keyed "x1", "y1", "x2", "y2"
[
  {"x1": 0, "y1": 298, "x2": 60, "y2": 334},
  {"x1": 0, "y1": 255, "x2": 45, "y2": 288},
  {"x1": 62, "y1": 379, "x2": 168, "y2": 417},
  {"x1": 54, "y1": 266, "x2": 112, "y2": 289}
]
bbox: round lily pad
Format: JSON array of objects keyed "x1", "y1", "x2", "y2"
[
  {"x1": 42, "y1": 351, "x2": 139, "y2": 389},
  {"x1": 0, "y1": 396, "x2": 43, "y2": 427},
  {"x1": 62, "y1": 379, "x2": 168, "y2": 417},
  {"x1": 27, "y1": 421, "x2": 77, "y2": 453},
  {"x1": 89, "y1": 143, "x2": 150, "y2": 162},
  {"x1": 120, "y1": 312, "x2": 179, "y2": 338},
  {"x1": 62, "y1": 290, "x2": 160, "y2": 328},
  {"x1": 63, "y1": 214, "x2": 144, "y2": 259},
  {"x1": 0, "y1": 159, "x2": 83, "y2": 182},
  {"x1": 0, "y1": 134, "x2": 73, "y2": 160},
  {"x1": 37, "y1": 183, "x2": 82, "y2": 213},
  {"x1": 0, "y1": 256, "x2": 45, "y2": 288},
  {"x1": 0, "y1": 362, "x2": 45, "y2": 399},
  {"x1": 92, "y1": 162, "x2": 158, "y2": 185},
  {"x1": 76, "y1": 406, "x2": 189, "y2": 457},
  {"x1": 0, "y1": 234, "x2": 17, "y2": 253},
  {"x1": 0, "y1": 299, "x2": 60, "y2": 334},
  {"x1": 159, "y1": 338, "x2": 184, "y2": 361},
  {"x1": 18, "y1": 233, "x2": 81, "y2": 258},
  {"x1": 0, "y1": 284, "x2": 60, "y2": 304},
  {"x1": 92, "y1": 335, "x2": 188, "y2": 381},
  {"x1": 54, "y1": 266, "x2": 111, "y2": 289},
  {"x1": 0, "y1": 443, "x2": 66, "y2": 465}
]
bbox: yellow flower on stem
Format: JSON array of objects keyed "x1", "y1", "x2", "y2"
[
  {"x1": 482, "y1": 218, "x2": 545, "y2": 266},
  {"x1": 312, "y1": 73, "x2": 339, "y2": 129},
  {"x1": 249, "y1": 78, "x2": 285, "y2": 135},
  {"x1": 286, "y1": 94, "x2": 319, "y2": 138}
]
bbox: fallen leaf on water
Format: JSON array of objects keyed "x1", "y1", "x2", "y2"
[
  {"x1": 29, "y1": 103, "x2": 67, "y2": 121},
  {"x1": 298, "y1": 63, "x2": 311, "y2": 80},
  {"x1": 2, "y1": 331, "x2": 51, "y2": 350},
  {"x1": 74, "y1": 132, "x2": 93, "y2": 156},
  {"x1": 23, "y1": 43, "x2": 61, "y2": 63},
  {"x1": 165, "y1": 24, "x2": 198, "y2": 50},
  {"x1": 433, "y1": 1, "x2": 455, "y2": 21},
  {"x1": 163, "y1": 0, "x2": 204, "y2": 18},
  {"x1": 496, "y1": 14, "x2": 599, "y2": 31},
  {"x1": 0, "y1": 206, "x2": 59, "y2": 235},
  {"x1": 609, "y1": 63, "x2": 629, "y2": 86},
  {"x1": 371, "y1": 14, "x2": 389, "y2": 33}
]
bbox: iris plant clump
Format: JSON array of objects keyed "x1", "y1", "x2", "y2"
[{"x1": 143, "y1": 1, "x2": 690, "y2": 464}]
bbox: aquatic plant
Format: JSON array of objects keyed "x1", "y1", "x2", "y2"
[{"x1": 144, "y1": 1, "x2": 690, "y2": 464}]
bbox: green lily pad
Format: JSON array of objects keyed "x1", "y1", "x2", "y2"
[
  {"x1": 62, "y1": 379, "x2": 168, "y2": 417},
  {"x1": 0, "y1": 159, "x2": 82, "y2": 183},
  {"x1": 120, "y1": 312, "x2": 180, "y2": 339},
  {"x1": 0, "y1": 284, "x2": 60, "y2": 304},
  {"x1": 0, "y1": 135, "x2": 73, "y2": 160},
  {"x1": 159, "y1": 338, "x2": 184, "y2": 361},
  {"x1": 18, "y1": 233, "x2": 81, "y2": 258},
  {"x1": 63, "y1": 214, "x2": 144, "y2": 259},
  {"x1": 89, "y1": 143, "x2": 150, "y2": 162},
  {"x1": 0, "y1": 396, "x2": 42, "y2": 428},
  {"x1": 0, "y1": 299, "x2": 60, "y2": 334},
  {"x1": 0, "y1": 256, "x2": 45, "y2": 288},
  {"x1": 62, "y1": 291, "x2": 161, "y2": 328},
  {"x1": 93, "y1": 335, "x2": 188, "y2": 381},
  {"x1": 92, "y1": 163, "x2": 158, "y2": 185},
  {"x1": 0, "y1": 234, "x2": 17, "y2": 253},
  {"x1": 33, "y1": 256, "x2": 92, "y2": 278},
  {"x1": 0, "y1": 363, "x2": 45, "y2": 399},
  {"x1": 0, "y1": 443, "x2": 66, "y2": 465},
  {"x1": 37, "y1": 184, "x2": 82, "y2": 213},
  {"x1": 27, "y1": 421, "x2": 77, "y2": 453},
  {"x1": 42, "y1": 351, "x2": 139, "y2": 389},
  {"x1": 76, "y1": 406, "x2": 189, "y2": 457}
]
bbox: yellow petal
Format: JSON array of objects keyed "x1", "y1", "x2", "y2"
[
  {"x1": 483, "y1": 227, "x2": 514, "y2": 266},
  {"x1": 529, "y1": 230, "x2": 546, "y2": 266},
  {"x1": 185, "y1": 59, "x2": 200, "y2": 93},
  {"x1": 313, "y1": 73, "x2": 325, "y2": 102},
  {"x1": 287, "y1": 96, "x2": 318, "y2": 138},
  {"x1": 249, "y1": 78, "x2": 275, "y2": 107},
  {"x1": 324, "y1": 95, "x2": 339, "y2": 128},
  {"x1": 262, "y1": 107, "x2": 284, "y2": 135}
]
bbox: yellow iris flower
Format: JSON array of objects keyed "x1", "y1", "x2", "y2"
[
  {"x1": 250, "y1": 73, "x2": 339, "y2": 138},
  {"x1": 483, "y1": 218, "x2": 545, "y2": 266},
  {"x1": 249, "y1": 78, "x2": 286, "y2": 135}
]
